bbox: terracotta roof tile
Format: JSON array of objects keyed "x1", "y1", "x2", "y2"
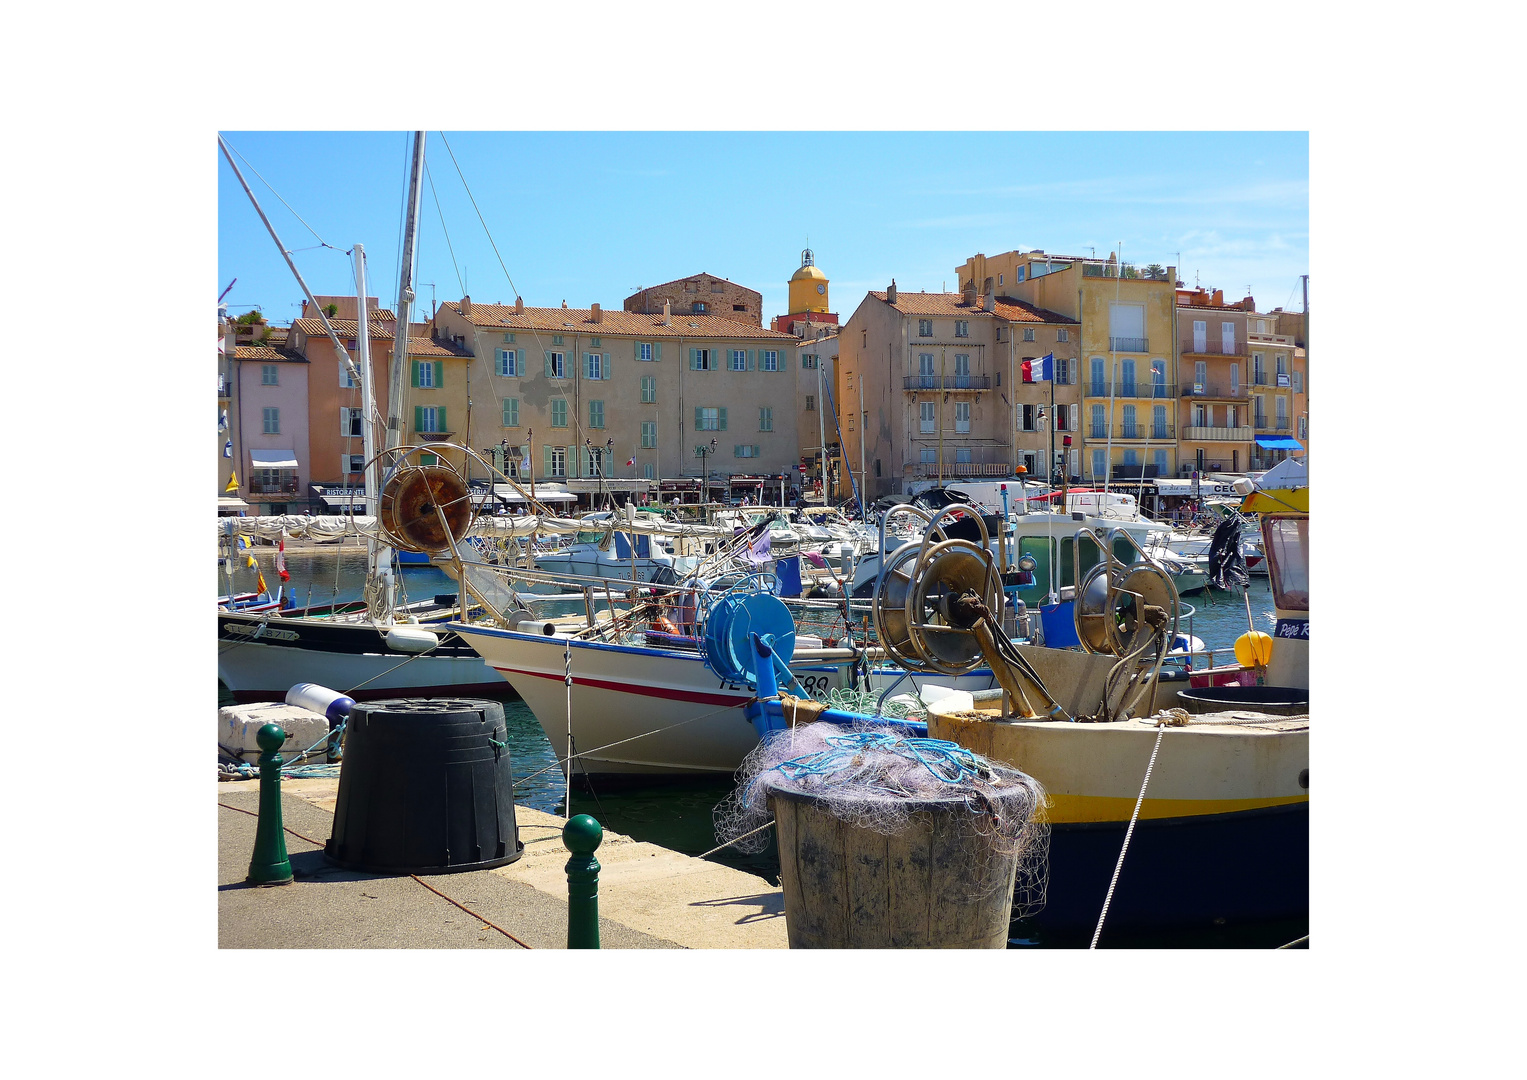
[
  {"x1": 291, "y1": 318, "x2": 396, "y2": 338},
  {"x1": 234, "y1": 345, "x2": 306, "y2": 362},
  {"x1": 407, "y1": 336, "x2": 473, "y2": 358},
  {"x1": 444, "y1": 302, "x2": 796, "y2": 340},
  {"x1": 869, "y1": 291, "x2": 1076, "y2": 324}
]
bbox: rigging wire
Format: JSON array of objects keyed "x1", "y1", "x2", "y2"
[
  {"x1": 220, "y1": 135, "x2": 339, "y2": 253},
  {"x1": 425, "y1": 160, "x2": 466, "y2": 297}
]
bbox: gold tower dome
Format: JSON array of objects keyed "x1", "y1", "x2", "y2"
[{"x1": 788, "y1": 248, "x2": 829, "y2": 315}]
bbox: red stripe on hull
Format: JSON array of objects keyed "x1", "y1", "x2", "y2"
[
  {"x1": 228, "y1": 681, "x2": 517, "y2": 705},
  {"x1": 492, "y1": 665, "x2": 746, "y2": 708}
]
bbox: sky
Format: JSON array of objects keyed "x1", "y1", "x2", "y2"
[{"x1": 217, "y1": 131, "x2": 1308, "y2": 327}]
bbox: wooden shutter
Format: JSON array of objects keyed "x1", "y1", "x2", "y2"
[
  {"x1": 753, "y1": 444, "x2": 760, "y2": 457},
  {"x1": 340, "y1": 407, "x2": 348, "y2": 436},
  {"x1": 694, "y1": 406, "x2": 703, "y2": 431},
  {"x1": 434, "y1": 361, "x2": 443, "y2": 387},
  {"x1": 604, "y1": 354, "x2": 611, "y2": 380},
  {"x1": 414, "y1": 405, "x2": 423, "y2": 433},
  {"x1": 634, "y1": 340, "x2": 641, "y2": 360},
  {"x1": 690, "y1": 348, "x2": 697, "y2": 370},
  {"x1": 748, "y1": 349, "x2": 756, "y2": 370},
  {"x1": 545, "y1": 352, "x2": 553, "y2": 377},
  {"x1": 655, "y1": 343, "x2": 662, "y2": 362},
  {"x1": 543, "y1": 445, "x2": 552, "y2": 476},
  {"x1": 437, "y1": 407, "x2": 446, "y2": 432},
  {"x1": 410, "y1": 360, "x2": 420, "y2": 387},
  {"x1": 719, "y1": 407, "x2": 727, "y2": 431}
]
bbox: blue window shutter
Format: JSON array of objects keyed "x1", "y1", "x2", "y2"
[
  {"x1": 414, "y1": 405, "x2": 422, "y2": 432},
  {"x1": 410, "y1": 360, "x2": 419, "y2": 388},
  {"x1": 719, "y1": 407, "x2": 728, "y2": 431},
  {"x1": 694, "y1": 406, "x2": 702, "y2": 430},
  {"x1": 753, "y1": 445, "x2": 760, "y2": 457},
  {"x1": 434, "y1": 361, "x2": 444, "y2": 387}
]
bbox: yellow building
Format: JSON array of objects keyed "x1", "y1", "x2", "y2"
[{"x1": 958, "y1": 250, "x2": 1178, "y2": 484}]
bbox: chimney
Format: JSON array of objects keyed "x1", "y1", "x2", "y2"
[
  {"x1": 886, "y1": 279, "x2": 897, "y2": 304},
  {"x1": 962, "y1": 279, "x2": 976, "y2": 305},
  {"x1": 461, "y1": 295, "x2": 472, "y2": 316},
  {"x1": 1212, "y1": 289, "x2": 1224, "y2": 306},
  {"x1": 562, "y1": 300, "x2": 568, "y2": 309},
  {"x1": 514, "y1": 296, "x2": 524, "y2": 315},
  {"x1": 662, "y1": 300, "x2": 672, "y2": 326},
  {"x1": 591, "y1": 302, "x2": 603, "y2": 323},
  {"x1": 983, "y1": 291, "x2": 995, "y2": 313}
]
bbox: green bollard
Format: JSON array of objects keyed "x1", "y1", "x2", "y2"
[
  {"x1": 563, "y1": 814, "x2": 603, "y2": 949},
  {"x1": 246, "y1": 723, "x2": 294, "y2": 886}
]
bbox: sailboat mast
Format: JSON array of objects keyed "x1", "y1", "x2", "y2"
[
  {"x1": 353, "y1": 245, "x2": 380, "y2": 527},
  {"x1": 386, "y1": 132, "x2": 427, "y2": 455}
]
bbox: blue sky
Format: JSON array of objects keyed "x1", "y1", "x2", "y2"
[{"x1": 218, "y1": 131, "x2": 1308, "y2": 327}]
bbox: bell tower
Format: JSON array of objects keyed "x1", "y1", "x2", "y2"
[{"x1": 787, "y1": 248, "x2": 829, "y2": 316}]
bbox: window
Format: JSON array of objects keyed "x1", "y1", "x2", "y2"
[
  {"x1": 547, "y1": 351, "x2": 565, "y2": 378},
  {"x1": 1194, "y1": 360, "x2": 1207, "y2": 389},
  {"x1": 548, "y1": 446, "x2": 566, "y2": 477},
  {"x1": 1153, "y1": 450, "x2": 1169, "y2": 475},
  {"x1": 585, "y1": 353, "x2": 603, "y2": 380},
  {"x1": 503, "y1": 398, "x2": 519, "y2": 427},
  {"x1": 1019, "y1": 404, "x2": 1034, "y2": 431},
  {"x1": 639, "y1": 342, "x2": 654, "y2": 361},
  {"x1": 1230, "y1": 362, "x2": 1240, "y2": 393},
  {"x1": 1253, "y1": 353, "x2": 1266, "y2": 385},
  {"x1": 1293, "y1": 371, "x2": 1303, "y2": 392},
  {"x1": 263, "y1": 406, "x2": 279, "y2": 434},
  {"x1": 920, "y1": 449, "x2": 936, "y2": 464},
  {"x1": 641, "y1": 421, "x2": 657, "y2": 448},
  {"x1": 589, "y1": 336, "x2": 601, "y2": 348},
  {"x1": 589, "y1": 400, "x2": 604, "y2": 429},
  {"x1": 1057, "y1": 328, "x2": 1069, "y2": 342},
  {"x1": 641, "y1": 375, "x2": 656, "y2": 403},
  {"x1": 1276, "y1": 353, "x2": 1288, "y2": 375},
  {"x1": 261, "y1": 364, "x2": 278, "y2": 385},
  {"x1": 955, "y1": 448, "x2": 972, "y2": 464},
  {"x1": 1120, "y1": 359, "x2": 1136, "y2": 397},
  {"x1": 1221, "y1": 322, "x2": 1236, "y2": 352},
  {"x1": 918, "y1": 319, "x2": 933, "y2": 337},
  {"x1": 643, "y1": 463, "x2": 654, "y2": 479},
  {"x1": 759, "y1": 407, "x2": 773, "y2": 432},
  {"x1": 805, "y1": 395, "x2": 815, "y2": 412},
  {"x1": 1057, "y1": 357, "x2": 1070, "y2": 384},
  {"x1": 1090, "y1": 404, "x2": 1106, "y2": 439},
  {"x1": 1227, "y1": 404, "x2": 1239, "y2": 428},
  {"x1": 954, "y1": 354, "x2": 970, "y2": 385},
  {"x1": 417, "y1": 361, "x2": 435, "y2": 388},
  {"x1": 497, "y1": 349, "x2": 518, "y2": 376},
  {"x1": 691, "y1": 348, "x2": 715, "y2": 371},
  {"x1": 340, "y1": 361, "x2": 358, "y2": 388},
  {"x1": 1276, "y1": 396, "x2": 1288, "y2": 428},
  {"x1": 919, "y1": 353, "x2": 935, "y2": 378},
  {"x1": 762, "y1": 350, "x2": 778, "y2": 371},
  {"x1": 1092, "y1": 448, "x2": 1107, "y2": 479},
  {"x1": 416, "y1": 405, "x2": 443, "y2": 433},
  {"x1": 1152, "y1": 404, "x2": 1168, "y2": 440},
  {"x1": 1151, "y1": 360, "x2": 1167, "y2": 396},
  {"x1": 731, "y1": 349, "x2": 746, "y2": 371},
  {"x1": 503, "y1": 333, "x2": 516, "y2": 344},
  {"x1": 1123, "y1": 449, "x2": 1139, "y2": 467},
  {"x1": 1108, "y1": 302, "x2": 1146, "y2": 351},
  {"x1": 1090, "y1": 357, "x2": 1106, "y2": 396},
  {"x1": 954, "y1": 320, "x2": 969, "y2": 338},
  {"x1": 696, "y1": 406, "x2": 725, "y2": 431},
  {"x1": 998, "y1": 273, "x2": 1004, "y2": 286},
  {"x1": 1193, "y1": 403, "x2": 1207, "y2": 427},
  {"x1": 802, "y1": 354, "x2": 818, "y2": 369},
  {"x1": 551, "y1": 399, "x2": 568, "y2": 427},
  {"x1": 1254, "y1": 395, "x2": 1266, "y2": 427},
  {"x1": 734, "y1": 444, "x2": 760, "y2": 458},
  {"x1": 1122, "y1": 404, "x2": 1137, "y2": 439},
  {"x1": 343, "y1": 454, "x2": 364, "y2": 475},
  {"x1": 342, "y1": 407, "x2": 363, "y2": 437},
  {"x1": 1298, "y1": 415, "x2": 1308, "y2": 439},
  {"x1": 920, "y1": 401, "x2": 936, "y2": 434},
  {"x1": 552, "y1": 335, "x2": 564, "y2": 346},
  {"x1": 1023, "y1": 327, "x2": 1036, "y2": 342},
  {"x1": 694, "y1": 301, "x2": 708, "y2": 313},
  {"x1": 954, "y1": 402, "x2": 971, "y2": 433}
]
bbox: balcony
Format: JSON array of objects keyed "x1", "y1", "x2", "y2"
[
  {"x1": 1082, "y1": 263, "x2": 1171, "y2": 281},
  {"x1": 1084, "y1": 381, "x2": 1175, "y2": 399},
  {"x1": 1087, "y1": 425, "x2": 1175, "y2": 441},
  {"x1": 1108, "y1": 337, "x2": 1149, "y2": 353},
  {"x1": 1181, "y1": 382, "x2": 1248, "y2": 399},
  {"x1": 903, "y1": 375, "x2": 991, "y2": 391},
  {"x1": 1182, "y1": 425, "x2": 1253, "y2": 442},
  {"x1": 1182, "y1": 340, "x2": 1247, "y2": 357},
  {"x1": 251, "y1": 479, "x2": 300, "y2": 495},
  {"x1": 1253, "y1": 417, "x2": 1292, "y2": 432},
  {"x1": 911, "y1": 461, "x2": 1014, "y2": 479}
]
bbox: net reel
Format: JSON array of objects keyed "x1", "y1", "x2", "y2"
[
  {"x1": 1072, "y1": 527, "x2": 1181, "y2": 658},
  {"x1": 873, "y1": 505, "x2": 1003, "y2": 675},
  {"x1": 374, "y1": 443, "x2": 481, "y2": 554}
]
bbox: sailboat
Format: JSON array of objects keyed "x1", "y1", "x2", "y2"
[{"x1": 216, "y1": 132, "x2": 510, "y2": 702}]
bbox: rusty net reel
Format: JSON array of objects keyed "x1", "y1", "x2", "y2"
[{"x1": 376, "y1": 445, "x2": 478, "y2": 553}]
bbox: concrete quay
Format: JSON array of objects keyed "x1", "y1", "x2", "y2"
[{"x1": 218, "y1": 776, "x2": 787, "y2": 949}]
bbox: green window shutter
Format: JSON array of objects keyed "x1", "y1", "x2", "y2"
[
  {"x1": 754, "y1": 445, "x2": 760, "y2": 457},
  {"x1": 748, "y1": 349, "x2": 756, "y2": 370},
  {"x1": 434, "y1": 361, "x2": 444, "y2": 387},
  {"x1": 410, "y1": 360, "x2": 419, "y2": 388},
  {"x1": 718, "y1": 407, "x2": 728, "y2": 432},
  {"x1": 414, "y1": 405, "x2": 423, "y2": 432},
  {"x1": 544, "y1": 445, "x2": 552, "y2": 476},
  {"x1": 655, "y1": 343, "x2": 662, "y2": 362},
  {"x1": 545, "y1": 352, "x2": 553, "y2": 377},
  {"x1": 502, "y1": 398, "x2": 512, "y2": 426},
  {"x1": 633, "y1": 340, "x2": 640, "y2": 360},
  {"x1": 604, "y1": 355, "x2": 612, "y2": 380},
  {"x1": 437, "y1": 407, "x2": 447, "y2": 432},
  {"x1": 694, "y1": 406, "x2": 702, "y2": 431},
  {"x1": 690, "y1": 348, "x2": 697, "y2": 370}
]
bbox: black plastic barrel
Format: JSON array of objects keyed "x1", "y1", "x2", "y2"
[
  {"x1": 1175, "y1": 684, "x2": 1309, "y2": 716},
  {"x1": 324, "y1": 698, "x2": 524, "y2": 874}
]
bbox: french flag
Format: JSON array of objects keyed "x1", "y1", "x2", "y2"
[{"x1": 1022, "y1": 353, "x2": 1054, "y2": 383}]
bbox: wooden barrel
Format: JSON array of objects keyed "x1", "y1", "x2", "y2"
[{"x1": 770, "y1": 786, "x2": 1021, "y2": 948}]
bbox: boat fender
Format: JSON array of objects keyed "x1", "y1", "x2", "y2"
[
  {"x1": 1233, "y1": 630, "x2": 1273, "y2": 667},
  {"x1": 285, "y1": 682, "x2": 355, "y2": 723},
  {"x1": 386, "y1": 626, "x2": 440, "y2": 653},
  {"x1": 652, "y1": 616, "x2": 679, "y2": 635}
]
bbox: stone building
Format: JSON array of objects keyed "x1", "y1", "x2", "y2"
[{"x1": 624, "y1": 273, "x2": 762, "y2": 326}]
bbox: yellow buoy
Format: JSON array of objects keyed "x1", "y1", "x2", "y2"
[{"x1": 1234, "y1": 631, "x2": 1273, "y2": 667}]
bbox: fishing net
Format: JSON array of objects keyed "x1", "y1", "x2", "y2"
[{"x1": 714, "y1": 723, "x2": 1049, "y2": 915}]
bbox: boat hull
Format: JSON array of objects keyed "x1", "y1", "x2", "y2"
[
  {"x1": 217, "y1": 611, "x2": 512, "y2": 702},
  {"x1": 450, "y1": 623, "x2": 1002, "y2": 777}
]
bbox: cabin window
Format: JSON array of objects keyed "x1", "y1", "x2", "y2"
[{"x1": 1265, "y1": 516, "x2": 1309, "y2": 611}]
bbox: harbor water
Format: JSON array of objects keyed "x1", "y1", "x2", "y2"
[{"x1": 219, "y1": 545, "x2": 1304, "y2": 947}]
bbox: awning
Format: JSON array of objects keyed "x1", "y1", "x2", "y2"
[
  {"x1": 251, "y1": 448, "x2": 299, "y2": 469},
  {"x1": 319, "y1": 492, "x2": 367, "y2": 510},
  {"x1": 217, "y1": 496, "x2": 250, "y2": 511},
  {"x1": 1254, "y1": 436, "x2": 1304, "y2": 450},
  {"x1": 492, "y1": 484, "x2": 577, "y2": 503}
]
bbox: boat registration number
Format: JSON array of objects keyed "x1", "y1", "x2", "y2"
[{"x1": 225, "y1": 622, "x2": 299, "y2": 642}]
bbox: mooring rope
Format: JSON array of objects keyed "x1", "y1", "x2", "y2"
[{"x1": 1089, "y1": 715, "x2": 1176, "y2": 949}]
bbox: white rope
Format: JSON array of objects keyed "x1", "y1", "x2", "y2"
[
  {"x1": 696, "y1": 819, "x2": 775, "y2": 859},
  {"x1": 1090, "y1": 719, "x2": 1169, "y2": 949},
  {"x1": 563, "y1": 637, "x2": 573, "y2": 819}
]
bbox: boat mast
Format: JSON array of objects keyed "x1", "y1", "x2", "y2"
[
  {"x1": 816, "y1": 346, "x2": 828, "y2": 502},
  {"x1": 353, "y1": 245, "x2": 387, "y2": 620},
  {"x1": 385, "y1": 132, "x2": 427, "y2": 459}
]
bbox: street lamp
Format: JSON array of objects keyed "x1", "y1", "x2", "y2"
[{"x1": 695, "y1": 436, "x2": 717, "y2": 505}]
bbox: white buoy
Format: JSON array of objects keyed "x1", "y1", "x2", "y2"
[{"x1": 385, "y1": 626, "x2": 440, "y2": 653}]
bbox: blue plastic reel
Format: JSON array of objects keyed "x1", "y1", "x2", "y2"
[{"x1": 700, "y1": 591, "x2": 796, "y2": 687}]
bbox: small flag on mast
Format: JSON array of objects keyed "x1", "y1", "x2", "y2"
[
  {"x1": 626, "y1": 456, "x2": 636, "y2": 467},
  {"x1": 225, "y1": 470, "x2": 240, "y2": 493},
  {"x1": 1022, "y1": 353, "x2": 1054, "y2": 383},
  {"x1": 276, "y1": 538, "x2": 290, "y2": 582}
]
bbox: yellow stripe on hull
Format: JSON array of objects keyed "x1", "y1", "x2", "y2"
[{"x1": 1043, "y1": 792, "x2": 1309, "y2": 825}]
